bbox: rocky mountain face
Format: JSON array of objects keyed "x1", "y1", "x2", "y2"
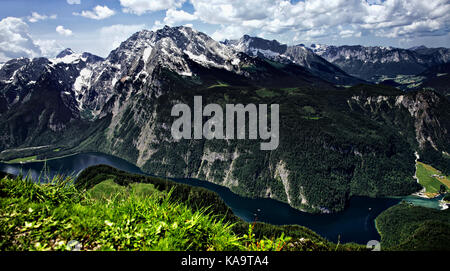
[
  {"x1": 0, "y1": 50, "x2": 107, "y2": 149},
  {"x1": 71, "y1": 26, "x2": 313, "y2": 119},
  {"x1": 0, "y1": 26, "x2": 449, "y2": 213},
  {"x1": 310, "y1": 44, "x2": 450, "y2": 81}
]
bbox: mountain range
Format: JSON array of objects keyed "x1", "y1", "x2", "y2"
[
  {"x1": 310, "y1": 44, "x2": 450, "y2": 82},
  {"x1": 0, "y1": 25, "x2": 449, "y2": 213},
  {"x1": 223, "y1": 35, "x2": 363, "y2": 86}
]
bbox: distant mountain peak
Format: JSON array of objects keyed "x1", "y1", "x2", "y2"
[
  {"x1": 56, "y1": 48, "x2": 75, "y2": 58},
  {"x1": 409, "y1": 45, "x2": 428, "y2": 51}
]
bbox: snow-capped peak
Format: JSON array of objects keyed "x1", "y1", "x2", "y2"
[
  {"x1": 50, "y1": 49, "x2": 87, "y2": 65},
  {"x1": 107, "y1": 25, "x2": 240, "y2": 77}
]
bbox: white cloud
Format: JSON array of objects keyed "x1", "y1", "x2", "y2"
[
  {"x1": 99, "y1": 24, "x2": 146, "y2": 52},
  {"x1": 163, "y1": 9, "x2": 197, "y2": 26},
  {"x1": 67, "y1": 0, "x2": 81, "y2": 4},
  {"x1": 151, "y1": 21, "x2": 165, "y2": 32},
  {"x1": 35, "y1": 39, "x2": 64, "y2": 58},
  {"x1": 340, "y1": 29, "x2": 362, "y2": 38},
  {"x1": 120, "y1": 0, "x2": 185, "y2": 15},
  {"x1": 28, "y1": 12, "x2": 57, "y2": 23},
  {"x1": 56, "y1": 25, "x2": 73, "y2": 36},
  {"x1": 211, "y1": 25, "x2": 252, "y2": 41},
  {"x1": 189, "y1": 0, "x2": 450, "y2": 42},
  {"x1": 74, "y1": 5, "x2": 115, "y2": 20},
  {"x1": 305, "y1": 28, "x2": 329, "y2": 38},
  {"x1": 191, "y1": 0, "x2": 273, "y2": 25},
  {"x1": 0, "y1": 17, "x2": 42, "y2": 62}
]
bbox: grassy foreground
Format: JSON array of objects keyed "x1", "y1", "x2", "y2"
[{"x1": 0, "y1": 171, "x2": 364, "y2": 251}]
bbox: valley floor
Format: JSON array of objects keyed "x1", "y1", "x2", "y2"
[{"x1": 414, "y1": 161, "x2": 450, "y2": 198}]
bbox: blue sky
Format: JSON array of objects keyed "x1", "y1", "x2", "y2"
[{"x1": 0, "y1": 0, "x2": 449, "y2": 61}]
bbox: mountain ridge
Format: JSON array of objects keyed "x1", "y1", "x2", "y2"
[
  {"x1": 309, "y1": 43, "x2": 450, "y2": 81},
  {"x1": 224, "y1": 35, "x2": 364, "y2": 86}
]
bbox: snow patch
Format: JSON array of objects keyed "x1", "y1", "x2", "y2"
[
  {"x1": 4, "y1": 69, "x2": 19, "y2": 83},
  {"x1": 73, "y1": 68, "x2": 93, "y2": 109},
  {"x1": 179, "y1": 71, "x2": 193, "y2": 77},
  {"x1": 143, "y1": 47, "x2": 153, "y2": 63},
  {"x1": 184, "y1": 50, "x2": 219, "y2": 67},
  {"x1": 249, "y1": 48, "x2": 280, "y2": 58},
  {"x1": 51, "y1": 53, "x2": 82, "y2": 65},
  {"x1": 74, "y1": 68, "x2": 93, "y2": 92}
]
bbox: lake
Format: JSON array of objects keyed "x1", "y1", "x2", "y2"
[{"x1": 0, "y1": 152, "x2": 443, "y2": 244}]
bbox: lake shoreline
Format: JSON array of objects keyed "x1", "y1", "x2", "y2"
[
  {"x1": 0, "y1": 152, "x2": 81, "y2": 165},
  {"x1": 2, "y1": 150, "x2": 444, "y2": 214}
]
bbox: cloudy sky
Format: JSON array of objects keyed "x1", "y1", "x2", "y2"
[{"x1": 0, "y1": 0, "x2": 449, "y2": 61}]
